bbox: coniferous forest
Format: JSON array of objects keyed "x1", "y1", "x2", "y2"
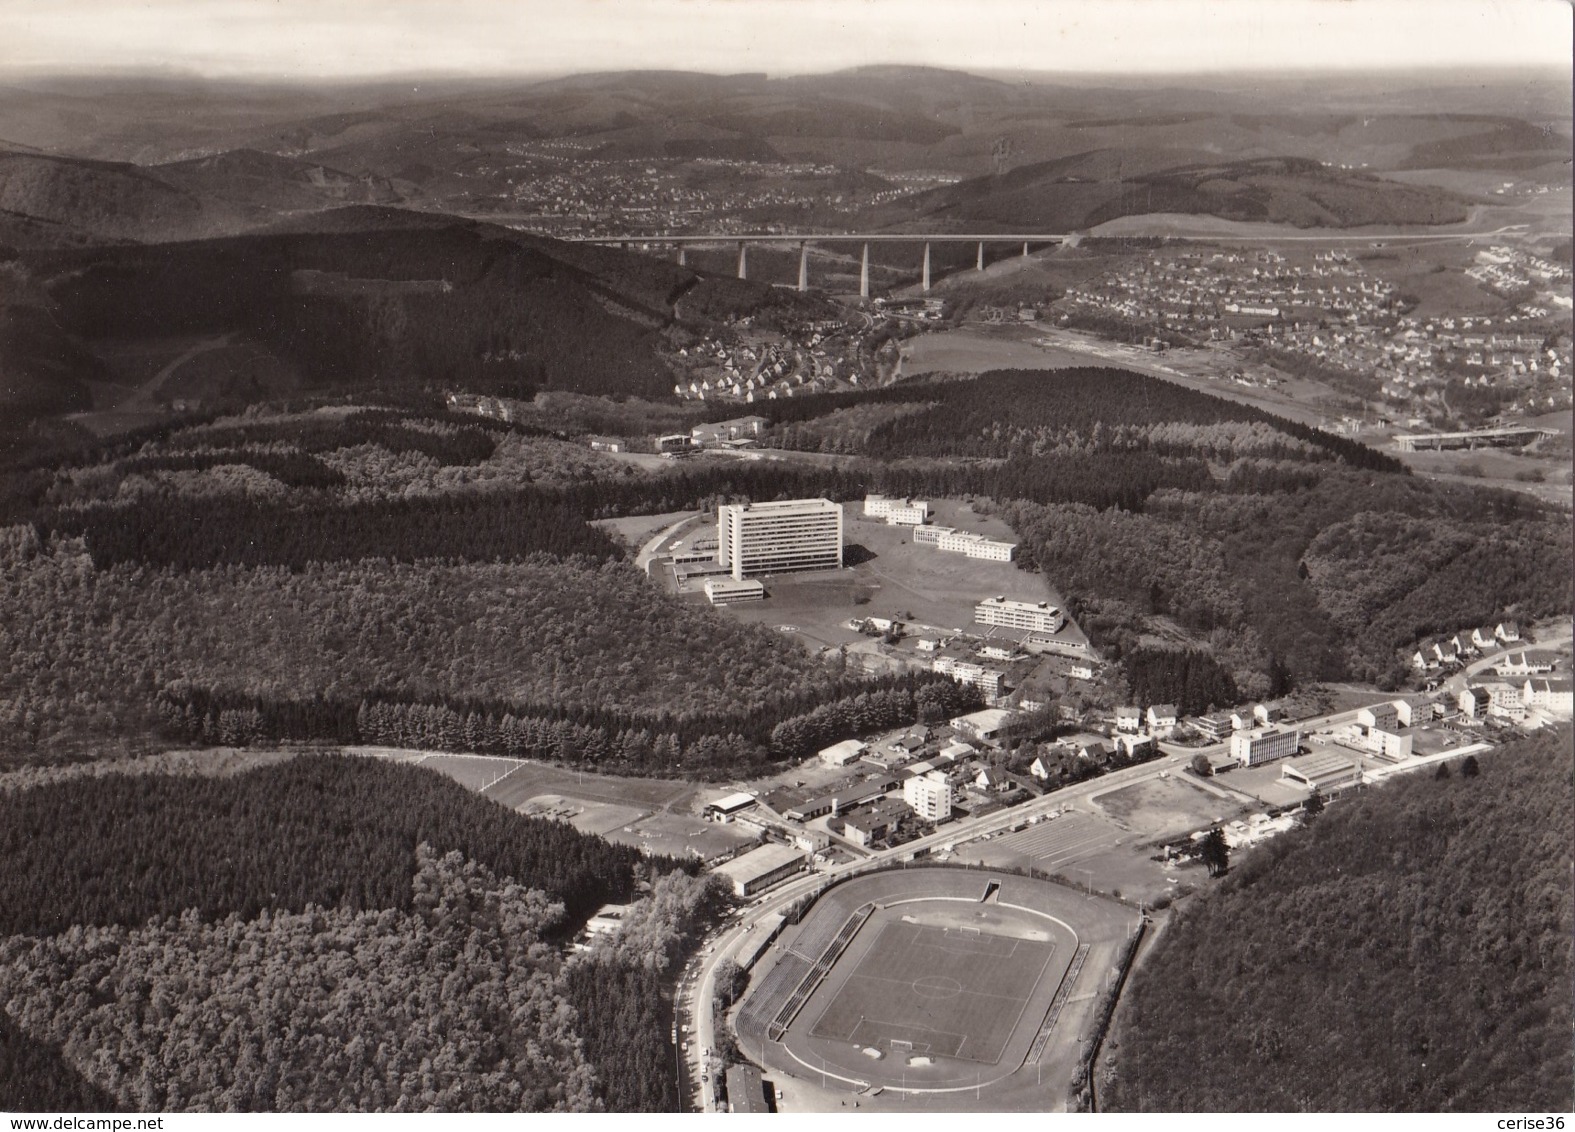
[
  {"x1": 1104, "y1": 729, "x2": 1574, "y2": 1112},
  {"x1": 0, "y1": 754, "x2": 721, "y2": 1112}
]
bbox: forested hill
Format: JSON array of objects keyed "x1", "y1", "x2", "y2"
[
  {"x1": 0, "y1": 754, "x2": 722, "y2": 1113},
  {"x1": 1105, "y1": 729, "x2": 1574, "y2": 1113},
  {"x1": 0, "y1": 753, "x2": 656, "y2": 935}
]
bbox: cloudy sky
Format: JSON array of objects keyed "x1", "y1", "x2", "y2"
[{"x1": 2, "y1": 0, "x2": 1569, "y2": 79}]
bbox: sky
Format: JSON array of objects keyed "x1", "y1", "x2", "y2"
[{"x1": 1, "y1": 0, "x2": 1570, "y2": 80}]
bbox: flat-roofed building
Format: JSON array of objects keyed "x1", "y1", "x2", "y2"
[
  {"x1": 717, "y1": 498, "x2": 843, "y2": 579},
  {"x1": 1368, "y1": 726, "x2": 1416, "y2": 762},
  {"x1": 974, "y1": 596, "x2": 1065, "y2": 634},
  {"x1": 1195, "y1": 713, "x2": 1234, "y2": 742},
  {"x1": 819, "y1": 739, "x2": 867, "y2": 767},
  {"x1": 1282, "y1": 751, "x2": 1363, "y2": 796},
  {"x1": 713, "y1": 843, "x2": 808, "y2": 897},
  {"x1": 913, "y1": 524, "x2": 952, "y2": 545},
  {"x1": 932, "y1": 656, "x2": 1005, "y2": 697},
  {"x1": 703, "y1": 578, "x2": 766, "y2": 605},
  {"x1": 862, "y1": 494, "x2": 929, "y2": 525},
  {"x1": 904, "y1": 770, "x2": 954, "y2": 823},
  {"x1": 1229, "y1": 726, "x2": 1302, "y2": 767},
  {"x1": 936, "y1": 529, "x2": 1017, "y2": 561}
]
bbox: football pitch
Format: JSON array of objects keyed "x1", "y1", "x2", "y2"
[{"x1": 809, "y1": 921, "x2": 1055, "y2": 1064}]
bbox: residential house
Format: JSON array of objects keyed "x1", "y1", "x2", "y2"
[
  {"x1": 1146, "y1": 704, "x2": 1179, "y2": 734},
  {"x1": 1115, "y1": 706, "x2": 1143, "y2": 733},
  {"x1": 1195, "y1": 713, "x2": 1234, "y2": 742},
  {"x1": 1522, "y1": 677, "x2": 1574, "y2": 714},
  {"x1": 1394, "y1": 695, "x2": 1436, "y2": 727},
  {"x1": 1458, "y1": 686, "x2": 1492, "y2": 718},
  {"x1": 1114, "y1": 733, "x2": 1156, "y2": 759},
  {"x1": 1495, "y1": 621, "x2": 1522, "y2": 643},
  {"x1": 1471, "y1": 626, "x2": 1501, "y2": 651},
  {"x1": 1498, "y1": 650, "x2": 1556, "y2": 676}
]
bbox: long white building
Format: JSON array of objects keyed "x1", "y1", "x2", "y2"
[
  {"x1": 863, "y1": 494, "x2": 930, "y2": 525},
  {"x1": 717, "y1": 498, "x2": 844, "y2": 580},
  {"x1": 975, "y1": 596, "x2": 1065, "y2": 634}
]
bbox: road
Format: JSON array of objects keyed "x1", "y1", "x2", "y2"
[
  {"x1": 1440, "y1": 629, "x2": 1572, "y2": 698},
  {"x1": 679, "y1": 745, "x2": 1195, "y2": 1111}
]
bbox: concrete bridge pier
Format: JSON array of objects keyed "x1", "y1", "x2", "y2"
[
  {"x1": 1023, "y1": 241, "x2": 1030, "y2": 257},
  {"x1": 677, "y1": 245, "x2": 687, "y2": 266},
  {"x1": 737, "y1": 242, "x2": 748, "y2": 280},
  {"x1": 860, "y1": 243, "x2": 870, "y2": 299},
  {"x1": 797, "y1": 243, "x2": 809, "y2": 292},
  {"x1": 977, "y1": 241, "x2": 986, "y2": 271},
  {"x1": 921, "y1": 242, "x2": 931, "y2": 292}
]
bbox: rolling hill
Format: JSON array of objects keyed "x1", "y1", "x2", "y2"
[{"x1": 883, "y1": 153, "x2": 1473, "y2": 232}]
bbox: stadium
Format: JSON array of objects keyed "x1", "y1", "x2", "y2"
[{"x1": 734, "y1": 868, "x2": 1135, "y2": 1102}]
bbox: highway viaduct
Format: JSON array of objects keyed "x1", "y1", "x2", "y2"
[{"x1": 568, "y1": 232, "x2": 1071, "y2": 297}]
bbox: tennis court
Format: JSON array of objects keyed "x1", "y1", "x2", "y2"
[{"x1": 809, "y1": 920, "x2": 1054, "y2": 1064}]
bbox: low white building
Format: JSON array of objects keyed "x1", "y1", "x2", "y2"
[{"x1": 819, "y1": 739, "x2": 868, "y2": 767}]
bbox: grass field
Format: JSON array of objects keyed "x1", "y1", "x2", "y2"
[
  {"x1": 720, "y1": 500, "x2": 1066, "y2": 651},
  {"x1": 809, "y1": 921, "x2": 1054, "y2": 1064},
  {"x1": 1091, "y1": 775, "x2": 1247, "y2": 839},
  {"x1": 519, "y1": 792, "x2": 648, "y2": 835}
]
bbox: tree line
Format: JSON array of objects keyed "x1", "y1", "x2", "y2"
[
  {"x1": 0, "y1": 754, "x2": 662, "y2": 936},
  {"x1": 1104, "y1": 728, "x2": 1573, "y2": 1112}
]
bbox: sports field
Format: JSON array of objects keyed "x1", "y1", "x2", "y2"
[{"x1": 809, "y1": 921, "x2": 1055, "y2": 1064}]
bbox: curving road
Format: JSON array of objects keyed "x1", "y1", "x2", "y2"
[{"x1": 677, "y1": 746, "x2": 1195, "y2": 1111}]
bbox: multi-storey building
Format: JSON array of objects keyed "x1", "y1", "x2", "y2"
[
  {"x1": 1229, "y1": 726, "x2": 1302, "y2": 767},
  {"x1": 717, "y1": 498, "x2": 843, "y2": 580},
  {"x1": 974, "y1": 596, "x2": 1065, "y2": 635},
  {"x1": 903, "y1": 771, "x2": 954, "y2": 823},
  {"x1": 936, "y1": 529, "x2": 1016, "y2": 561},
  {"x1": 863, "y1": 494, "x2": 930, "y2": 525},
  {"x1": 931, "y1": 657, "x2": 1004, "y2": 697}
]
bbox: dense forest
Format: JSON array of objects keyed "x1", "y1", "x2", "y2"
[
  {"x1": 0, "y1": 754, "x2": 655, "y2": 934},
  {"x1": 1105, "y1": 729, "x2": 1574, "y2": 1112},
  {"x1": 3, "y1": 369, "x2": 1568, "y2": 769},
  {"x1": 0, "y1": 532, "x2": 977, "y2": 768},
  {"x1": 0, "y1": 753, "x2": 729, "y2": 1112}
]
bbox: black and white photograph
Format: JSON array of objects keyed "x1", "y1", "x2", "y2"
[{"x1": 0, "y1": 0, "x2": 1570, "y2": 1119}]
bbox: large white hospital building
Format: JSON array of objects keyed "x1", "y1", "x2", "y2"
[{"x1": 717, "y1": 498, "x2": 844, "y2": 580}]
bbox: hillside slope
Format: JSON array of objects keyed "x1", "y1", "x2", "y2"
[{"x1": 1104, "y1": 728, "x2": 1573, "y2": 1112}]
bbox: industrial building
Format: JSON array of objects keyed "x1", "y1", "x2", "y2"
[
  {"x1": 704, "y1": 792, "x2": 758, "y2": 819},
  {"x1": 904, "y1": 771, "x2": 954, "y2": 823},
  {"x1": 1281, "y1": 751, "x2": 1363, "y2": 795},
  {"x1": 950, "y1": 708, "x2": 1015, "y2": 745},
  {"x1": 717, "y1": 498, "x2": 843, "y2": 580},
  {"x1": 713, "y1": 843, "x2": 808, "y2": 897},
  {"x1": 974, "y1": 596, "x2": 1066, "y2": 635},
  {"x1": 819, "y1": 739, "x2": 867, "y2": 767},
  {"x1": 1229, "y1": 726, "x2": 1302, "y2": 767}
]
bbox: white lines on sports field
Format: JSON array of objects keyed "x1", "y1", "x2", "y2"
[{"x1": 983, "y1": 812, "x2": 1125, "y2": 870}]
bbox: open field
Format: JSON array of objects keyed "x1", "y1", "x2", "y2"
[
  {"x1": 593, "y1": 509, "x2": 700, "y2": 546},
  {"x1": 351, "y1": 747, "x2": 694, "y2": 811},
  {"x1": 809, "y1": 921, "x2": 1054, "y2": 1063},
  {"x1": 1091, "y1": 775, "x2": 1249, "y2": 841},
  {"x1": 519, "y1": 793, "x2": 648, "y2": 836},
  {"x1": 716, "y1": 500, "x2": 1069, "y2": 652},
  {"x1": 607, "y1": 809, "x2": 759, "y2": 861}
]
